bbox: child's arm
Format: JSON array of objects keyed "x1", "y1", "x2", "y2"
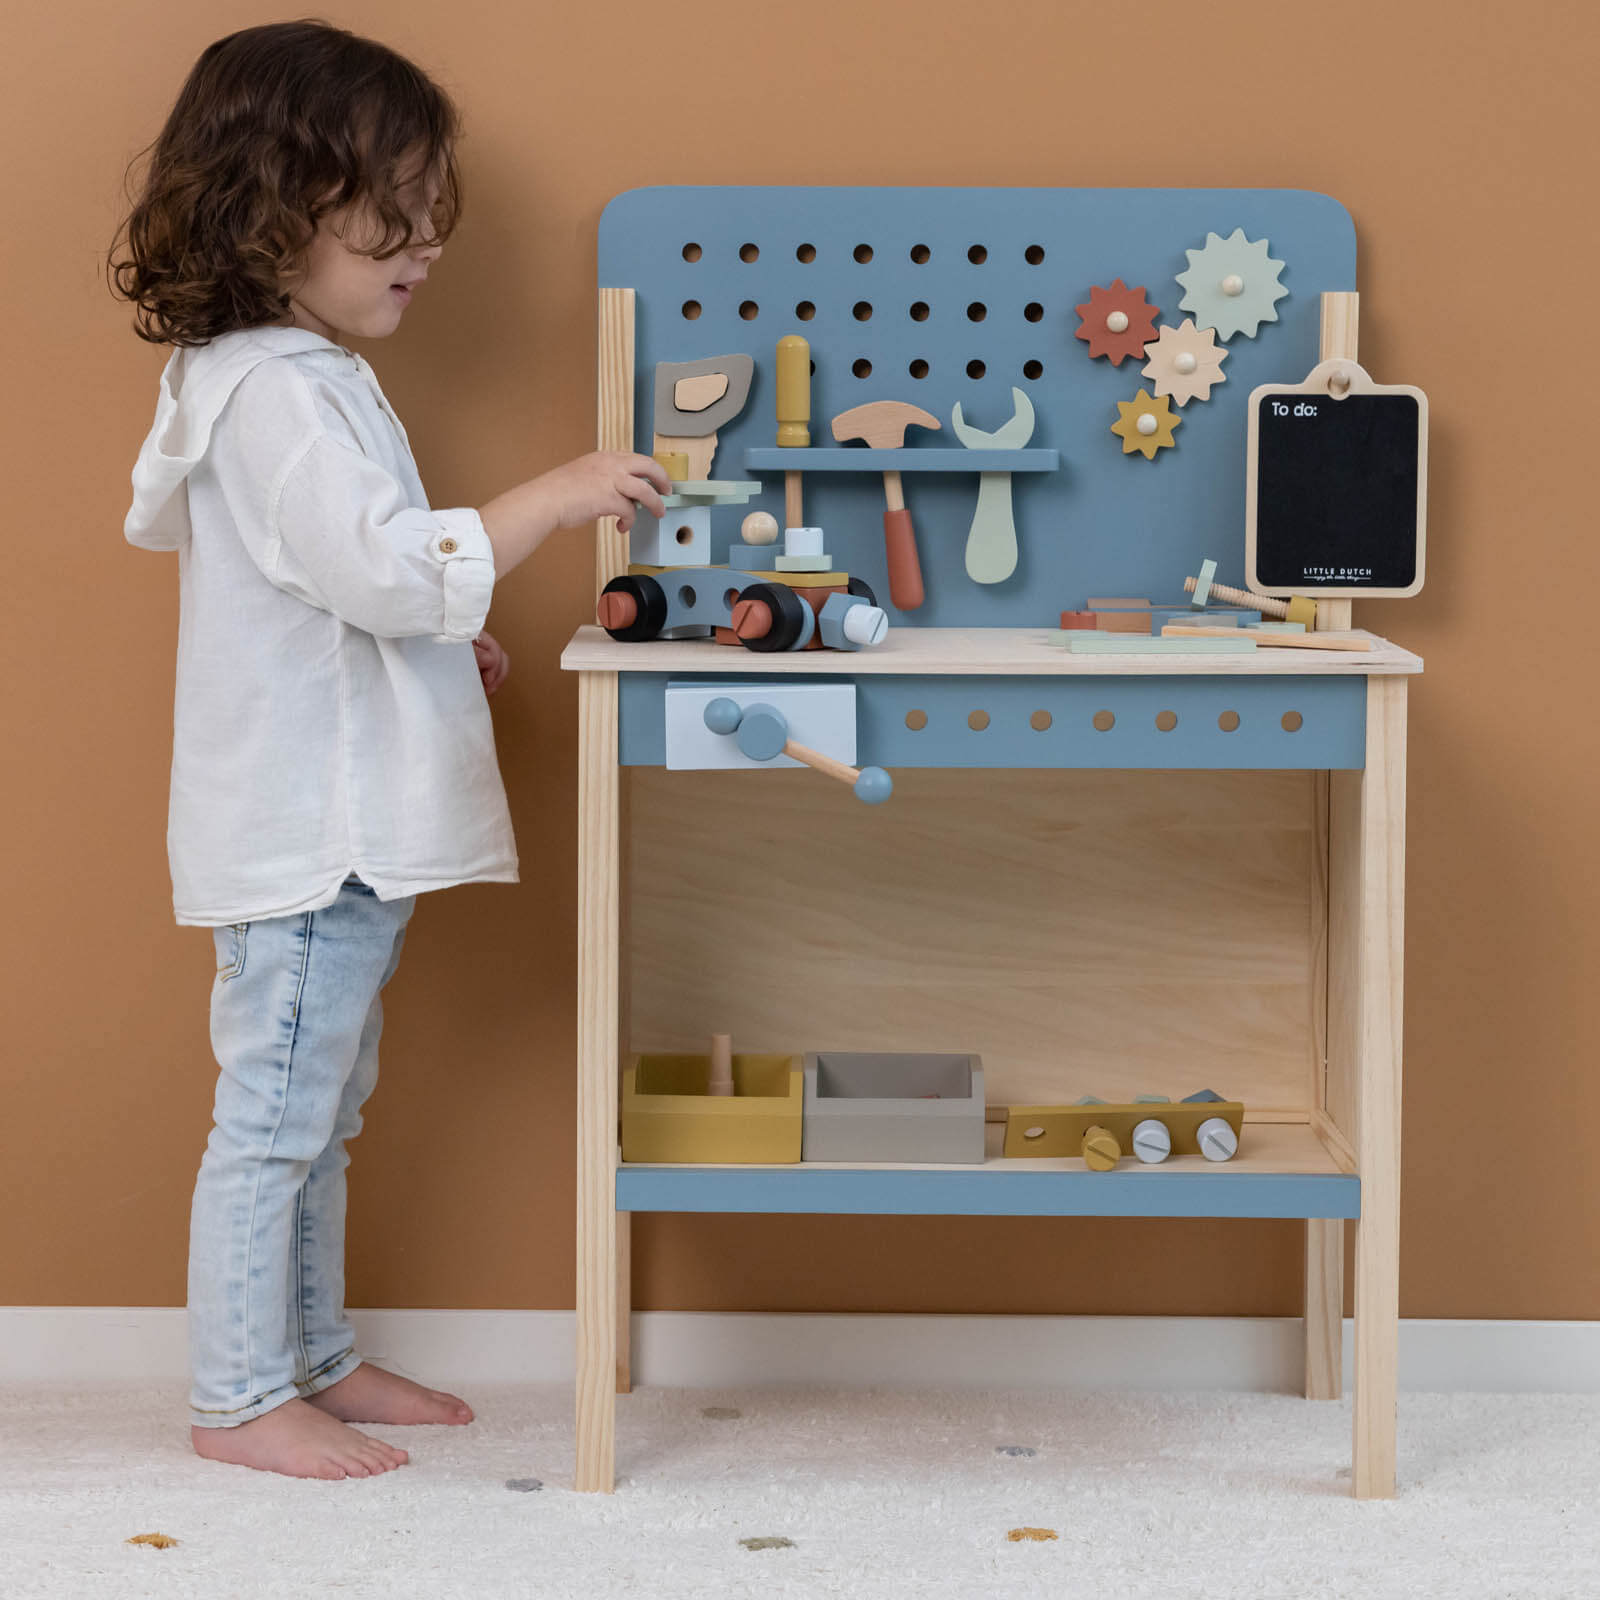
[{"x1": 478, "y1": 452, "x2": 669, "y2": 577}]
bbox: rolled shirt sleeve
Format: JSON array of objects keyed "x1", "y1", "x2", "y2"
[{"x1": 269, "y1": 430, "x2": 496, "y2": 642}]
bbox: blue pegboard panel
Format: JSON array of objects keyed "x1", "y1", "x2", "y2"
[
  {"x1": 618, "y1": 673, "x2": 1365, "y2": 770},
  {"x1": 599, "y1": 187, "x2": 1356, "y2": 628}
]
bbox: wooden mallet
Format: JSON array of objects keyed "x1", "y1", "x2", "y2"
[{"x1": 831, "y1": 400, "x2": 941, "y2": 611}]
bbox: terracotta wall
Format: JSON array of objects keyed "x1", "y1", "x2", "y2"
[{"x1": 5, "y1": 0, "x2": 1596, "y2": 1322}]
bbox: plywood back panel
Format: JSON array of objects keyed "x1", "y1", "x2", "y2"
[{"x1": 629, "y1": 769, "x2": 1321, "y2": 1112}]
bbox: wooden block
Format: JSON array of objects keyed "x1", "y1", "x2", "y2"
[
  {"x1": 1060, "y1": 633, "x2": 1257, "y2": 654},
  {"x1": 1059, "y1": 610, "x2": 1097, "y2": 629},
  {"x1": 1004, "y1": 1100, "x2": 1246, "y2": 1159},
  {"x1": 1087, "y1": 597, "x2": 1150, "y2": 609},
  {"x1": 1095, "y1": 611, "x2": 1153, "y2": 634},
  {"x1": 1162, "y1": 625, "x2": 1371, "y2": 652}
]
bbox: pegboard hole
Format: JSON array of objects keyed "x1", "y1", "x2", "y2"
[
  {"x1": 681, "y1": 242, "x2": 702, "y2": 262},
  {"x1": 967, "y1": 302, "x2": 987, "y2": 322},
  {"x1": 853, "y1": 243, "x2": 874, "y2": 263},
  {"x1": 1155, "y1": 710, "x2": 1178, "y2": 732},
  {"x1": 910, "y1": 243, "x2": 931, "y2": 263},
  {"x1": 1024, "y1": 302, "x2": 1044, "y2": 322},
  {"x1": 910, "y1": 301, "x2": 930, "y2": 322},
  {"x1": 968, "y1": 710, "x2": 990, "y2": 731},
  {"x1": 1218, "y1": 710, "x2": 1241, "y2": 732},
  {"x1": 738, "y1": 300, "x2": 759, "y2": 321},
  {"x1": 796, "y1": 300, "x2": 816, "y2": 321},
  {"x1": 852, "y1": 358, "x2": 873, "y2": 379},
  {"x1": 681, "y1": 300, "x2": 702, "y2": 320},
  {"x1": 796, "y1": 242, "x2": 816, "y2": 263},
  {"x1": 1023, "y1": 360, "x2": 1044, "y2": 380},
  {"x1": 853, "y1": 301, "x2": 873, "y2": 321},
  {"x1": 966, "y1": 359, "x2": 986, "y2": 379},
  {"x1": 1030, "y1": 710, "x2": 1053, "y2": 731},
  {"x1": 1025, "y1": 244, "x2": 1046, "y2": 265},
  {"x1": 739, "y1": 242, "x2": 759, "y2": 263},
  {"x1": 676, "y1": 584, "x2": 697, "y2": 607},
  {"x1": 675, "y1": 527, "x2": 696, "y2": 546},
  {"x1": 1092, "y1": 710, "x2": 1115, "y2": 732},
  {"x1": 1281, "y1": 710, "x2": 1304, "y2": 732},
  {"x1": 968, "y1": 244, "x2": 988, "y2": 264},
  {"x1": 905, "y1": 709, "x2": 928, "y2": 731},
  {"x1": 909, "y1": 359, "x2": 929, "y2": 380}
]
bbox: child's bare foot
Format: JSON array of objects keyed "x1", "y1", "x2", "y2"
[
  {"x1": 190, "y1": 1397, "x2": 409, "y2": 1480},
  {"x1": 304, "y1": 1361, "x2": 474, "y2": 1426}
]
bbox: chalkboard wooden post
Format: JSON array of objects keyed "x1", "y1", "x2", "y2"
[
  {"x1": 1317, "y1": 293, "x2": 1358, "y2": 632},
  {"x1": 1246, "y1": 312, "x2": 1428, "y2": 606}
]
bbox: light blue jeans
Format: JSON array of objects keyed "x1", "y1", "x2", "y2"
[{"x1": 187, "y1": 875, "x2": 415, "y2": 1428}]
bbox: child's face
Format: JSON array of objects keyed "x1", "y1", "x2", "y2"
[{"x1": 287, "y1": 169, "x2": 443, "y2": 343}]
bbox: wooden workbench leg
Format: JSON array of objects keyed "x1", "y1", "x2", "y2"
[
  {"x1": 1350, "y1": 676, "x2": 1407, "y2": 1498},
  {"x1": 616, "y1": 1210, "x2": 632, "y2": 1394},
  {"x1": 1304, "y1": 1219, "x2": 1343, "y2": 1399},
  {"x1": 576, "y1": 670, "x2": 620, "y2": 1492}
]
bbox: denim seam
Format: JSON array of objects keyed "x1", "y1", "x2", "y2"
[{"x1": 238, "y1": 909, "x2": 314, "y2": 1403}]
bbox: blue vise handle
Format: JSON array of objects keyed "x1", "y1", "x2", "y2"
[{"x1": 702, "y1": 698, "x2": 893, "y2": 805}]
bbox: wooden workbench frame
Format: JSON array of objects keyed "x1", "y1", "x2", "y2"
[{"x1": 572, "y1": 286, "x2": 1406, "y2": 1498}]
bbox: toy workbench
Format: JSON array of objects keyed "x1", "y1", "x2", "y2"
[{"x1": 560, "y1": 186, "x2": 1421, "y2": 1498}]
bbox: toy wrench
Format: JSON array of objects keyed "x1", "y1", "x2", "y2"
[{"x1": 949, "y1": 387, "x2": 1035, "y2": 584}]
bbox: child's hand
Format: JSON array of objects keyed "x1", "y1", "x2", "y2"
[
  {"x1": 473, "y1": 631, "x2": 510, "y2": 695},
  {"x1": 542, "y1": 452, "x2": 671, "y2": 535}
]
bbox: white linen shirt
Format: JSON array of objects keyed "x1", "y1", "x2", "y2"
[{"x1": 125, "y1": 326, "x2": 518, "y2": 925}]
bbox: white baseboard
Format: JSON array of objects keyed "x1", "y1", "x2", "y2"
[{"x1": 3, "y1": 1307, "x2": 1597, "y2": 1393}]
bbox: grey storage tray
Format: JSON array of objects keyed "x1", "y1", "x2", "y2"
[{"x1": 801, "y1": 1052, "x2": 986, "y2": 1165}]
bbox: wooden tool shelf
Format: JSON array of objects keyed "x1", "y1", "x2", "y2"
[
  {"x1": 742, "y1": 448, "x2": 1058, "y2": 472},
  {"x1": 573, "y1": 186, "x2": 1411, "y2": 1505},
  {"x1": 615, "y1": 1120, "x2": 1358, "y2": 1219}
]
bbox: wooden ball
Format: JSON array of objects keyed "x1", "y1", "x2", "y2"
[{"x1": 741, "y1": 511, "x2": 780, "y2": 546}]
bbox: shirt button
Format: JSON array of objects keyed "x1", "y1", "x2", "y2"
[{"x1": 439, "y1": 537, "x2": 459, "y2": 554}]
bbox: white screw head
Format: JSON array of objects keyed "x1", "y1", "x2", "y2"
[
  {"x1": 1136, "y1": 413, "x2": 1158, "y2": 436},
  {"x1": 1106, "y1": 309, "x2": 1130, "y2": 333},
  {"x1": 1175, "y1": 351, "x2": 1198, "y2": 375},
  {"x1": 741, "y1": 511, "x2": 779, "y2": 546},
  {"x1": 841, "y1": 603, "x2": 888, "y2": 647},
  {"x1": 1221, "y1": 274, "x2": 1245, "y2": 297}
]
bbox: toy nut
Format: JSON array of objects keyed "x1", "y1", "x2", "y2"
[
  {"x1": 853, "y1": 767, "x2": 893, "y2": 805},
  {"x1": 818, "y1": 593, "x2": 888, "y2": 651},
  {"x1": 1131, "y1": 1118, "x2": 1172, "y2": 1164},
  {"x1": 702, "y1": 697, "x2": 743, "y2": 736},
  {"x1": 741, "y1": 511, "x2": 780, "y2": 546},
  {"x1": 1197, "y1": 1116, "x2": 1239, "y2": 1162},
  {"x1": 1286, "y1": 595, "x2": 1318, "y2": 627}
]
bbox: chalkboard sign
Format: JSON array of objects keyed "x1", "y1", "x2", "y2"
[{"x1": 1246, "y1": 359, "x2": 1428, "y2": 598}]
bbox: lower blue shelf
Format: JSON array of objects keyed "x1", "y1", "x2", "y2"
[{"x1": 615, "y1": 1165, "x2": 1360, "y2": 1220}]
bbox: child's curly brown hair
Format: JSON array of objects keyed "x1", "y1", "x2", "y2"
[{"x1": 110, "y1": 20, "x2": 462, "y2": 347}]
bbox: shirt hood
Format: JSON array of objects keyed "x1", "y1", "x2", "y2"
[{"x1": 123, "y1": 327, "x2": 343, "y2": 551}]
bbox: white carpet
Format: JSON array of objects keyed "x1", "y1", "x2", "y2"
[{"x1": 2, "y1": 1381, "x2": 1597, "y2": 1599}]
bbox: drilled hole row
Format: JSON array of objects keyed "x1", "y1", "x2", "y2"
[
  {"x1": 681, "y1": 299, "x2": 1045, "y2": 323},
  {"x1": 902, "y1": 709, "x2": 1305, "y2": 733},
  {"x1": 682, "y1": 242, "x2": 1048, "y2": 266}
]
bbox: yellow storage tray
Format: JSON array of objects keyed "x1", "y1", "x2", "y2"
[{"x1": 621, "y1": 1053, "x2": 803, "y2": 1164}]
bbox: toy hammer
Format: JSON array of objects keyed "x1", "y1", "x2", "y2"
[
  {"x1": 702, "y1": 698, "x2": 892, "y2": 804},
  {"x1": 830, "y1": 400, "x2": 941, "y2": 611}
]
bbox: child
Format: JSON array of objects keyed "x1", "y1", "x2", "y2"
[{"x1": 112, "y1": 21, "x2": 668, "y2": 1481}]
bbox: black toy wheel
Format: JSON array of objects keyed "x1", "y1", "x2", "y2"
[
  {"x1": 846, "y1": 576, "x2": 878, "y2": 607},
  {"x1": 735, "y1": 581, "x2": 808, "y2": 652},
  {"x1": 598, "y1": 574, "x2": 667, "y2": 642}
]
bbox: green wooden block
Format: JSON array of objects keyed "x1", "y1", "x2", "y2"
[
  {"x1": 1054, "y1": 633, "x2": 1257, "y2": 654},
  {"x1": 1255, "y1": 620, "x2": 1307, "y2": 633}
]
